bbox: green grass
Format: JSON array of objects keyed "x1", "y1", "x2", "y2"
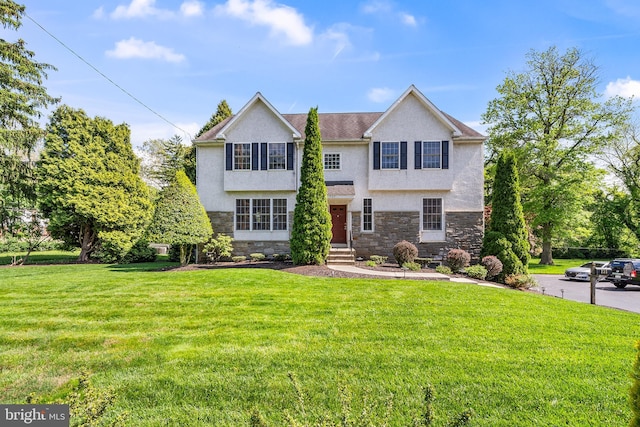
[
  {"x1": 0, "y1": 263, "x2": 639, "y2": 426},
  {"x1": 528, "y1": 258, "x2": 609, "y2": 274},
  {"x1": 0, "y1": 250, "x2": 81, "y2": 265}
]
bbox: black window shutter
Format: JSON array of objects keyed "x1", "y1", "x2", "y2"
[
  {"x1": 260, "y1": 142, "x2": 268, "y2": 170},
  {"x1": 442, "y1": 140, "x2": 449, "y2": 169},
  {"x1": 373, "y1": 141, "x2": 380, "y2": 170},
  {"x1": 225, "y1": 143, "x2": 233, "y2": 171},
  {"x1": 286, "y1": 142, "x2": 294, "y2": 170},
  {"x1": 251, "y1": 143, "x2": 259, "y2": 170},
  {"x1": 414, "y1": 141, "x2": 422, "y2": 169},
  {"x1": 400, "y1": 141, "x2": 407, "y2": 170}
]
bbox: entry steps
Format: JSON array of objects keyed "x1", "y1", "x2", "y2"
[{"x1": 327, "y1": 247, "x2": 356, "y2": 266}]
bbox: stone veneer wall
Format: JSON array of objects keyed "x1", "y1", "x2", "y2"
[
  {"x1": 203, "y1": 211, "x2": 292, "y2": 258},
  {"x1": 352, "y1": 210, "x2": 484, "y2": 261}
]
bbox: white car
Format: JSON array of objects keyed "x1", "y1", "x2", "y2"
[{"x1": 564, "y1": 261, "x2": 610, "y2": 281}]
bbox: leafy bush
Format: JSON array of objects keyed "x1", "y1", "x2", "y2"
[
  {"x1": 436, "y1": 265, "x2": 453, "y2": 275},
  {"x1": 232, "y1": 255, "x2": 247, "y2": 263},
  {"x1": 393, "y1": 240, "x2": 418, "y2": 265},
  {"x1": 121, "y1": 239, "x2": 157, "y2": 264},
  {"x1": 250, "y1": 253, "x2": 266, "y2": 262},
  {"x1": 446, "y1": 249, "x2": 471, "y2": 272},
  {"x1": 504, "y1": 274, "x2": 536, "y2": 289},
  {"x1": 403, "y1": 261, "x2": 421, "y2": 271},
  {"x1": 369, "y1": 255, "x2": 388, "y2": 265},
  {"x1": 631, "y1": 340, "x2": 640, "y2": 427},
  {"x1": 481, "y1": 255, "x2": 503, "y2": 280},
  {"x1": 465, "y1": 265, "x2": 488, "y2": 280},
  {"x1": 415, "y1": 257, "x2": 432, "y2": 268},
  {"x1": 482, "y1": 231, "x2": 526, "y2": 281},
  {"x1": 204, "y1": 233, "x2": 233, "y2": 263},
  {"x1": 365, "y1": 260, "x2": 377, "y2": 267}
]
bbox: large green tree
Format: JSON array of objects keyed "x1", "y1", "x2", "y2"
[
  {"x1": 481, "y1": 151, "x2": 529, "y2": 278},
  {"x1": 0, "y1": 1, "x2": 59, "y2": 233},
  {"x1": 290, "y1": 107, "x2": 332, "y2": 265},
  {"x1": 139, "y1": 135, "x2": 190, "y2": 188},
  {"x1": 147, "y1": 170, "x2": 212, "y2": 266},
  {"x1": 483, "y1": 46, "x2": 632, "y2": 264},
  {"x1": 37, "y1": 106, "x2": 152, "y2": 262}
]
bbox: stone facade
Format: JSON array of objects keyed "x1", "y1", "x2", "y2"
[{"x1": 352, "y1": 210, "x2": 484, "y2": 261}]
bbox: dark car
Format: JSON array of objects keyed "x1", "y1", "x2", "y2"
[{"x1": 604, "y1": 259, "x2": 640, "y2": 289}]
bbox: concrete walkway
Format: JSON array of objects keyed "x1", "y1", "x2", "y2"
[{"x1": 327, "y1": 264, "x2": 503, "y2": 288}]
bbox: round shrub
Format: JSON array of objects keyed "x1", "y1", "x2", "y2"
[
  {"x1": 465, "y1": 265, "x2": 487, "y2": 280},
  {"x1": 504, "y1": 274, "x2": 536, "y2": 289},
  {"x1": 446, "y1": 249, "x2": 471, "y2": 272},
  {"x1": 393, "y1": 240, "x2": 418, "y2": 266},
  {"x1": 435, "y1": 265, "x2": 452, "y2": 275},
  {"x1": 402, "y1": 261, "x2": 421, "y2": 271},
  {"x1": 481, "y1": 255, "x2": 503, "y2": 280},
  {"x1": 250, "y1": 253, "x2": 266, "y2": 261}
]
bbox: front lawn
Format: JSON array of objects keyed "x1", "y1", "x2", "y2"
[
  {"x1": 528, "y1": 258, "x2": 609, "y2": 275},
  {"x1": 0, "y1": 263, "x2": 638, "y2": 426}
]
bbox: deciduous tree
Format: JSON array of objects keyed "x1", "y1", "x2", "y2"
[
  {"x1": 290, "y1": 107, "x2": 331, "y2": 265},
  {"x1": 37, "y1": 106, "x2": 152, "y2": 262},
  {"x1": 0, "y1": 0, "x2": 59, "y2": 232},
  {"x1": 483, "y1": 46, "x2": 632, "y2": 264},
  {"x1": 147, "y1": 170, "x2": 212, "y2": 266}
]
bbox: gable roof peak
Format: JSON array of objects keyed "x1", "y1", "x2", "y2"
[{"x1": 364, "y1": 85, "x2": 463, "y2": 138}]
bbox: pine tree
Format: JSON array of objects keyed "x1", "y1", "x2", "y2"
[
  {"x1": 481, "y1": 151, "x2": 529, "y2": 278},
  {"x1": 0, "y1": 1, "x2": 59, "y2": 232},
  {"x1": 290, "y1": 107, "x2": 332, "y2": 265},
  {"x1": 37, "y1": 106, "x2": 152, "y2": 262},
  {"x1": 147, "y1": 170, "x2": 213, "y2": 266}
]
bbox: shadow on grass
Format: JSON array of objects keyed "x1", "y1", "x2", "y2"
[{"x1": 107, "y1": 262, "x2": 178, "y2": 273}]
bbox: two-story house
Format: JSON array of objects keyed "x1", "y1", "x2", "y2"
[{"x1": 195, "y1": 85, "x2": 485, "y2": 260}]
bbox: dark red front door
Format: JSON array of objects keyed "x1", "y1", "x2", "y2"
[{"x1": 330, "y1": 205, "x2": 347, "y2": 244}]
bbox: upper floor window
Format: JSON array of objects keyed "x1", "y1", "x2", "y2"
[
  {"x1": 381, "y1": 142, "x2": 399, "y2": 169},
  {"x1": 415, "y1": 141, "x2": 449, "y2": 170},
  {"x1": 324, "y1": 153, "x2": 341, "y2": 170},
  {"x1": 234, "y1": 143, "x2": 251, "y2": 170},
  {"x1": 269, "y1": 143, "x2": 286, "y2": 170}
]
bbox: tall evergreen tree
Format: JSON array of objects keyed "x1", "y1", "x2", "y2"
[
  {"x1": 147, "y1": 170, "x2": 212, "y2": 266},
  {"x1": 37, "y1": 106, "x2": 152, "y2": 262},
  {"x1": 290, "y1": 107, "x2": 332, "y2": 265},
  {"x1": 0, "y1": 1, "x2": 59, "y2": 232},
  {"x1": 481, "y1": 151, "x2": 529, "y2": 278}
]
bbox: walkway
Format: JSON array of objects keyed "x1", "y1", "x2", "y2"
[{"x1": 327, "y1": 265, "x2": 503, "y2": 288}]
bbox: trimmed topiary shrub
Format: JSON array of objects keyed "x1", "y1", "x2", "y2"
[
  {"x1": 393, "y1": 240, "x2": 418, "y2": 266},
  {"x1": 250, "y1": 253, "x2": 266, "y2": 262},
  {"x1": 465, "y1": 265, "x2": 488, "y2": 280},
  {"x1": 481, "y1": 255, "x2": 503, "y2": 280},
  {"x1": 446, "y1": 249, "x2": 471, "y2": 272},
  {"x1": 232, "y1": 255, "x2": 247, "y2": 263},
  {"x1": 504, "y1": 274, "x2": 536, "y2": 289}
]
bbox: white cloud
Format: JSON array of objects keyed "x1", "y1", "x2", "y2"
[
  {"x1": 106, "y1": 38, "x2": 186, "y2": 63},
  {"x1": 605, "y1": 76, "x2": 640, "y2": 99},
  {"x1": 111, "y1": 0, "x2": 167, "y2": 19},
  {"x1": 92, "y1": 6, "x2": 105, "y2": 19},
  {"x1": 215, "y1": 0, "x2": 313, "y2": 46},
  {"x1": 367, "y1": 87, "x2": 396, "y2": 103},
  {"x1": 180, "y1": 0, "x2": 204, "y2": 17},
  {"x1": 361, "y1": 0, "x2": 419, "y2": 27}
]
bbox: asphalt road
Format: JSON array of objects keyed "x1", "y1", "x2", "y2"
[{"x1": 532, "y1": 274, "x2": 640, "y2": 314}]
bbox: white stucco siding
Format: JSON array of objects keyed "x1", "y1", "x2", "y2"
[
  {"x1": 447, "y1": 142, "x2": 485, "y2": 211},
  {"x1": 196, "y1": 144, "x2": 226, "y2": 211},
  {"x1": 224, "y1": 101, "x2": 294, "y2": 142}
]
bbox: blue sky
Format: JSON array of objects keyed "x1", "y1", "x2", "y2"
[{"x1": 10, "y1": 0, "x2": 640, "y2": 147}]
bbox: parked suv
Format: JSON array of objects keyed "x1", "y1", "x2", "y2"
[{"x1": 604, "y1": 259, "x2": 640, "y2": 289}]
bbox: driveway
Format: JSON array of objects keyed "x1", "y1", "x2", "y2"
[{"x1": 532, "y1": 274, "x2": 640, "y2": 314}]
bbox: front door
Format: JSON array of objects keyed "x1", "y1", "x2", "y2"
[{"x1": 330, "y1": 205, "x2": 347, "y2": 244}]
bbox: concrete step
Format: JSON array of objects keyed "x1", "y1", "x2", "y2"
[{"x1": 327, "y1": 248, "x2": 356, "y2": 266}]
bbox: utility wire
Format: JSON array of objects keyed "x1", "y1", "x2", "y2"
[{"x1": 25, "y1": 13, "x2": 192, "y2": 139}]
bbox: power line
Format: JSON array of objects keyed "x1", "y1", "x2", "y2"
[{"x1": 24, "y1": 13, "x2": 192, "y2": 139}]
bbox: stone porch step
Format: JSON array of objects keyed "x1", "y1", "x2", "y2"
[{"x1": 327, "y1": 248, "x2": 356, "y2": 266}]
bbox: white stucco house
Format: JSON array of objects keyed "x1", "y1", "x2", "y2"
[{"x1": 195, "y1": 85, "x2": 485, "y2": 260}]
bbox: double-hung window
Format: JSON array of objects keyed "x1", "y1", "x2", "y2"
[
  {"x1": 269, "y1": 143, "x2": 286, "y2": 170},
  {"x1": 422, "y1": 141, "x2": 441, "y2": 169},
  {"x1": 423, "y1": 198, "x2": 442, "y2": 230},
  {"x1": 234, "y1": 143, "x2": 251, "y2": 170},
  {"x1": 381, "y1": 142, "x2": 399, "y2": 169},
  {"x1": 235, "y1": 199, "x2": 288, "y2": 231}
]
